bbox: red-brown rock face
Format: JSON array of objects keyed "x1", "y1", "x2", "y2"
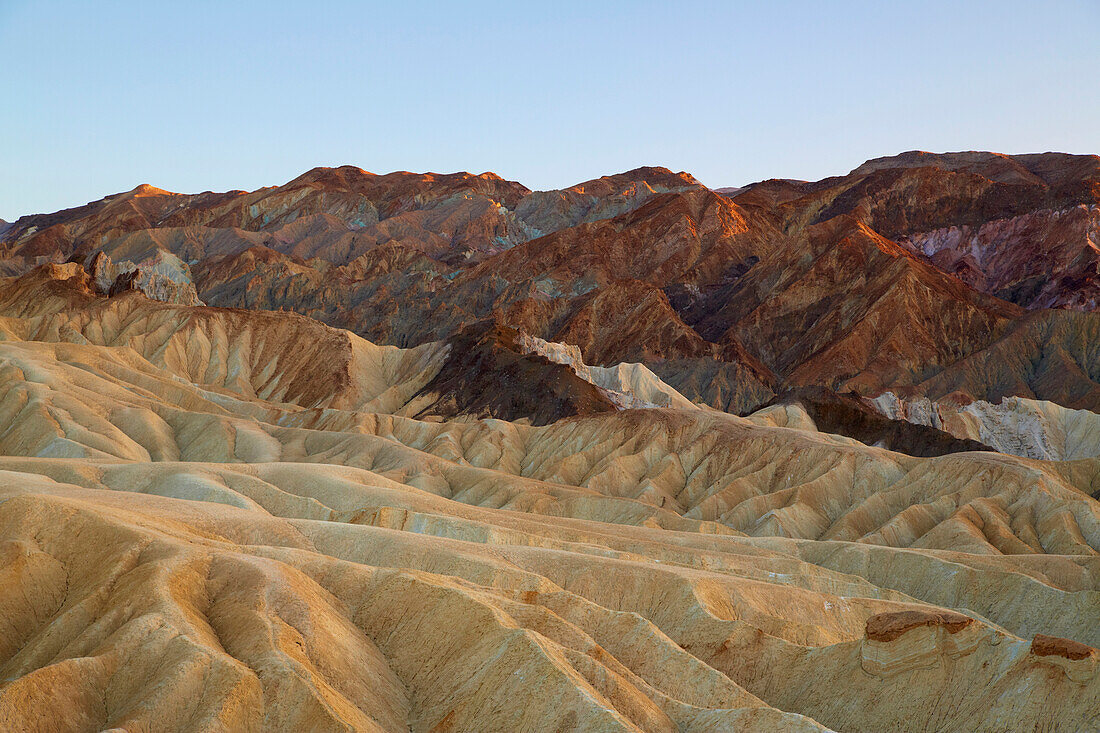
[
  {"x1": 3, "y1": 152, "x2": 1100, "y2": 416},
  {"x1": 733, "y1": 151, "x2": 1100, "y2": 311},
  {"x1": 1031, "y1": 634, "x2": 1099, "y2": 661},
  {"x1": 865, "y1": 609, "x2": 974, "y2": 643},
  {"x1": 897, "y1": 204, "x2": 1100, "y2": 310}
]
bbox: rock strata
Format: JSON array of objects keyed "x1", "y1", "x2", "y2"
[
  {"x1": 3, "y1": 153, "x2": 1100, "y2": 729},
  {"x1": 865, "y1": 609, "x2": 974, "y2": 642},
  {"x1": 0, "y1": 271, "x2": 1097, "y2": 730}
]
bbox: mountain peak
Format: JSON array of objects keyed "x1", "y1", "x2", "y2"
[
  {"x1": 564, "y1": 166, "x2": 702, "y2": 196},
  {"x1": 129, "y1": 183, "x2": 172, "y2": 197}
]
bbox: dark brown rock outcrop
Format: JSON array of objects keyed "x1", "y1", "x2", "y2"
[
  {"x1": 865, "y1": 610, "x2": 974, "y2": 643},
  {"x1": 753, "y1": 386, "x2": 996, "y2": 457},
  {"x1": 412, "y1": 323, "x2": 619, "y2": 425},
  {"x1": 1031, "y1": 634, "x2": 1098, "y2": 661}
]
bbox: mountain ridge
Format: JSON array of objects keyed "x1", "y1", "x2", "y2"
[{"x1": 3, "y1": 150, "x2": 1098, "y2": 418}]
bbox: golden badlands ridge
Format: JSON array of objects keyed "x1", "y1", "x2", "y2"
[{"x1": 0, "y1": 264, "x2": 1098, "y2": 732}]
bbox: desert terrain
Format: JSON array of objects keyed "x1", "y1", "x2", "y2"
[{"x1": 1, "y1": 152, "x2": 1099, "y2": 731}]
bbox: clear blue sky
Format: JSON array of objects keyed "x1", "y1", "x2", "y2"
[{"x1": 2, "y1": 0, "x2": 1098, "y2": 221}]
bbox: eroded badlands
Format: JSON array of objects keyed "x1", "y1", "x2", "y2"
[{"x1": 0, "y1": 264, "x2": 1098, "y2": 731}]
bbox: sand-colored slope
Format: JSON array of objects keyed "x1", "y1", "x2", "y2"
[
  {"x1": 1, "y1": 456, "x2": 1098, "y2": 731},
  {"x1": 0, "y1": 466, "x2": 841, "y2": 732},
  {"x1": 0, "y1": 263, "x2": 450, "y2": 413},
  {"x1": 1, "y1": 281, "x2": 1100, "y2": 730},
  {"x1": 3, "y1": 330, "x2": 1100, "y2": 555}
]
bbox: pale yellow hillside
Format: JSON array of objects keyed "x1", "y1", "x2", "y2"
[{"x1": 0, "y1": 276, "x2": 1098, "y2": 731}]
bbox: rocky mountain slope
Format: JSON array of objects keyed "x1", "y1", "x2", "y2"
[
  {"x1": 731, "y1": 151, "x2": 1100, "y2": 310},
  {"x1": 4, "y1": 151, "x2": 1098, "y2": 419}
]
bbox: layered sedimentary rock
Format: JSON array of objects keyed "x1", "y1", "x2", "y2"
[
  {"x1": 515, "y1": 331, "x2": 700, "y2": 410},
  {"x1": 406, "y1": 323, "x2": 621, "y2": 425},
  {"x1": 897, "y1": 204, "x2": 1100, "y2": 310},
  {"x1": 748, "y1": 387, "x2": 995, "y2": 457},
  {"x1": 6, "y1": 147, "x2": 1100, "y2": 733},
  {"x1": 873, "y1": 391, "x2": 1100, "y2": 461},
  {"x1": 84, "y1": 248, "x2": 204, "y2": 305},
  {"x1": 0, "y1": 272, "x2": 1099, "y2": 731},
  {"x1": 3, "y1": 152, "x2": 1100, "y2": 729},
  {"x1": 734, "y1": 150, "x2": 1100, "y2": 310}
]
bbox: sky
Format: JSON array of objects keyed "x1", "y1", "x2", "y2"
[{"x1": 1, "y1": 0, "x2": 1098, "y2": 221}]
